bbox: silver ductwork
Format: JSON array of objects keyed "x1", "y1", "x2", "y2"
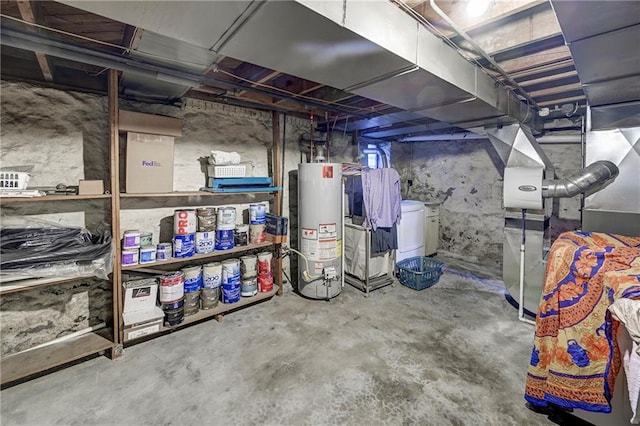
[
  {"x1": 61, "y1": 0, "x2": 538, "y2": 131},
  {"x1": 542, "y1": 160, "x2": 619, "y2": 198}
]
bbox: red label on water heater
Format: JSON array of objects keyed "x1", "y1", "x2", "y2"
[{"x1": 322, "y1": 165, "x2": 333, "y2": 178}]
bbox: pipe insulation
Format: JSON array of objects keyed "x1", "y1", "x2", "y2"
[{"x1": 542, "y1": 160, "x2": 619, "y2": 198}]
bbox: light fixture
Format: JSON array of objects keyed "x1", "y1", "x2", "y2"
[{"x1": 466, "y1": 0, "x2": 490, "y2": 18}]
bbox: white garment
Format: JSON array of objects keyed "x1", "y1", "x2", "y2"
[{"x1": 610, "y1": 299, "x2": 640, "y2": 424}]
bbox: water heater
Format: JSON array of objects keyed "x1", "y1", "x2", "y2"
[{"x1": 297, "y1": 163, "x2": 342, "y2": 299}]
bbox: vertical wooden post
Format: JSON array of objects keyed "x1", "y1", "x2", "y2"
[
  {"x1": 272, "y1": 110, "x2": 284, "y2": 296},
  {"x1": 108, "y1": 69, "x2": 123, "y2": 355}
]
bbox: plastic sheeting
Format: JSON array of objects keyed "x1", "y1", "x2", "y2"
[{"x1": 0, "y1": 219, "x2": 112, "y2": 280}]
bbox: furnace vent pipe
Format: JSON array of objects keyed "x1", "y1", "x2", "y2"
[{"x1": 542, "y1": 160, "x2": 619, "y2": 198}]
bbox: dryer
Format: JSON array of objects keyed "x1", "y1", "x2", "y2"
[{"x1": 397, "y1": 200, "x2": 425, "y2": 262}]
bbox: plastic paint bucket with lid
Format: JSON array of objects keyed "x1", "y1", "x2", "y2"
[
  {"x1": 162, "y1": 297, "x2": 184, "y2": 326},
  {"x1": 156, "y1": 243, "x2": 172, "y2": 261},
  {"x1": 202, "y1": 262, "x2": 222, "y2": 289},
  {"x1": 234, "y1": 224, "x2": 249, "y2": 247},
  {"x1": 197, "y1": 207, "x2": 217, "y2": 232},
  {"x1": 216, "y1": 207, "x2": 236, "y2": 231},
  {"x1": 240, "y1": 255, "x2": 258, "y2": 278},
  {"x1": 122, "y1": 230, "x2": 141, "y2": 249},
  {"x1": 215, "y1": 229, "x2": 234, "y2": 251},
  {"x1": 174, "y1": 210, "x2": 197, "y2": 235},
  {"x1": 173, "y1": 234, "x2": 195, "y2": 258},
  {"x1": 258, "y1": 273, "x2": 274, "y2": 292},
  {"x1": 222, "y1": 259, "x2": 241, "y2": 286},
  {"x1": 195, "y1": 231, "x2": 215, "y2": 254},
  {"x1": 257, "y1": 251, "x2": 273, "y2": 276},
  {"x1": 249, "y1": 203, "x2": 266, "y2": 224},
  {"x1": 241, "y1": 277, "x2": 258, "y2": 297},
  {"x1": 181, "y1": 265, "x2": 203, "y2": 293},
  {"x1": 200, "y1": 287, "x2": 220, "y2": 310},
  {"x1": 159, "y1": 271, "x2": 184, "y2": 303},
  {"x1": 249, "y1": 224, "x2": 266, "y2": 244},
  {"x1": 139, "y1": 245, "x2": 156, "y2": 264},
  {"x1": 122, "y1": 249, "x2": 139, "y2": 266},
  {"x1": 140, "y1": 232, "x2": 153, "y2": 247}
]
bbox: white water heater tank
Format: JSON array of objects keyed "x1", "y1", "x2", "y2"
[
  {"x1": 297, "y1": 163, "x2": 342, "y2": 299},
  {"x1": 397, "y1": 200, "x2": 425, "y2": 263}
]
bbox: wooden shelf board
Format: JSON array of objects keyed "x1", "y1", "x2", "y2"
[
  {"x1": 0, "y1": 274, "x2": 99, "y2": 295},
  {"x1": 0, "y1": 194, "x2": 111, "y2": 203},
  {"x1": 121, "y1": 242, "x2": 274, "y2": 271},
  {"x1": 120, "y1": 191, "x2": 277, "y2": 198},
  {"x1": 1, "y1": 329, "x2": 114, "y2": 385},
  {"x1": 124, "y1": 288, "x2": 278, "y2": 342}
]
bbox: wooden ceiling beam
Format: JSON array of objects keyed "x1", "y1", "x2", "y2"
[
  {"x1": 236, "y1": 70, "x2": 282, "y2": 96},
  {"x1": 16, "y1": 0, "x2": 53, "y2": 81}
]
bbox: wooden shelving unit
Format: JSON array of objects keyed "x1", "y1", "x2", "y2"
[
  {"x1": 0, "y1": 194, "x2": 112, "y2": 203},
  {"x1": 120, "y1": 191, "x2": 277, "y2": 198},
  {"x1": 1, "y1": 329, "x2": 114, "y2": 386},
  {"x1": 0, "y1": 273, "x2": 99, "y2": 295},
  {"x1": 124, "y1": 289, "x2": 278, "y2": 342}
]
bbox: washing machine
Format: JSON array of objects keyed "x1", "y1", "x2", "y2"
[{"x1": 397, "y1": 200, "x2": 425, "y2": 263}]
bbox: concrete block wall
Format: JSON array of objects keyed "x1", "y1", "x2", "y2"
[{"x1": 0, "y1": 80, "x2": 326, "y2": 356}]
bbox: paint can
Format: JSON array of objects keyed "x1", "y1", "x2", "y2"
[
  {"x1": 156, "y1": 243, "x2": 172, "y2": 261},
  {"x1": 240, "y1": 255, "x2": 258, "y2": 278},
  {"x1": 139, "y1": 245, "x2": 156, "y2": 264},
  {"x1": 249, "y1": 203, "x2": 266, "y2": 224},
  {"x1": 174, "y1": 209, "x2": 197, "y2": 235},
  {"x1": 222, "y1": 259, "x2": 241, "y2": 286},
  {"x1": 197, "y1": 207, "x2": 217, "y2": 232},
  {"x1": 173, "y1": 234, "x2": 195, "y2": 258},
  {"x1": 215, "y1": 229, "x2": 234, "y2": 250},
  {"x1": 162, "y1": 297, "x2": 184, "y2": 327},
  {"x1": 200, "y1": 287, "x2": 220, "y2": 310},
  {"x1": 202, "y1": 262, "x2": 222, "y2": 289},
  {"x1": 249, "y1": 224, "x2": 266, "y2": 244},
  {"x1": 159, "y1": 271, "x2": 184, "y2": 303},
  {"x1": 183, "y1": 289, "x2": 201, "y2": 316},
  {"x1": 140, "y1": 232, "x2": 153, "y2": 247},
  {"x1": 257, "y1": 251, "x2": 273, "y2": 276},
  {"x1": 234, "y1": 224, "x2": 249, "y2": 246},
  {"x1": 182, "y1": 265, "x2": 203, "y2": 293},
  {"x1": 122, "y1": 230, "x2": 141, "y2": 249},
  {"x1": 258, "y1": 273, "x2": 274, "y2": 292},
  {"x1": 195, "y1": 231, "x2": 215, "y2": 254},
  {"x1": 216, "y1": 207, "x2": 237, "y2": 231},
  {"x1": 122, "y1": 248, "x2": 139, "y2": 266},
  {"x1": 222, "y1": 281, "x2": 240, "y2": 304},
  {"x1": 241, "y1": 277, "x2": 258, "y2": 297}
]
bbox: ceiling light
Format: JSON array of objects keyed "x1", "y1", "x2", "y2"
[{"x1": 466, "y1": 0, "x2": 490, "y2": 18}]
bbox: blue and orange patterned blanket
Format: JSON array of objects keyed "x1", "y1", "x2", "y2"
[{"x1": 525, "y1": 231, "x2": 640, "y2": 412}]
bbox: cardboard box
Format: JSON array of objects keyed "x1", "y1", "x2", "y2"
[
  {"x1": 119, "y1": 110, "x2": 182, "y2": 137},
  {"x1": 123, "y1": 278, "x2": 158, "y2": 315},
  {"x1": 126, "y1": 132, "x2": 174, "y2": 193},
  {"x1": 266, "y1": 213, "x2": 288, "y2": 244},
  {"x1": 123, "y1": 318, "x2": 163, "y2": 341},
  {"x1": 78, "y1": 180, "x2": 104, "y2": 195}
]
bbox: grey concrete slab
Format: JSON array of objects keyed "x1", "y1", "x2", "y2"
[{"x1": 1, "y1": 257, "x2": 552, "y2": 425}]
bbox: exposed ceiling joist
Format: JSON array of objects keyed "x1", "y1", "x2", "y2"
[{"x1": 16, "y1": 0, "x2": 53, "y2": 81}]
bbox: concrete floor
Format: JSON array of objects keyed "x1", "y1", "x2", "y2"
[{"x1": 1, "y1": 257, "x2": 554, "y2": 425}]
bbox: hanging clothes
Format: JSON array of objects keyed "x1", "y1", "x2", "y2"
[{"x1": 361, "y1": 168, "x2": 402, "y2": 231}]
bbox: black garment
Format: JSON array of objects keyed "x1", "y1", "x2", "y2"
[{"x1": 371, "y1": 223, "x2": 398, "y2": 254}]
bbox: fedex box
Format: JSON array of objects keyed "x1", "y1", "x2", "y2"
[{"x1": 126, "y1": 132, "x2": 174, "y2": 193}]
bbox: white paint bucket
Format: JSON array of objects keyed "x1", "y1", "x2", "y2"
[
  {"x1": 203, "y1": 262, "x2": 222, "y2": 289},
  {"x1": 140, "y1": 232, "x2": 153, "y2": 247},
  {"x1": 241, "y1": 277, "x2": 258, "y2": 297},
  {"x1": 195, "y1": 231, "x2": 215, "y2": 254},
  {"x1": 182, "y1": 265, "x2": 202, "y2": 293},
  {"x1": 156, "y1": 243, "x2": 172, "y2": 261},
  {"x1": 249, "y1": 203, "x2": 266, "y2": 224},
  {"x1": 122, "y1": 248, "x2": 139, "y2": 266},
  {"x1": 216, "y1": 207, "x2": 236, "y2": 231},
  {"x1": 240, "y1": 255, "x2": 258, "y2": 278},
  {"x1": 173, "y1": 234, "x2": 195, "y2": 258},
  {"x1": 159, "y1": 271, "x2": 184, "y2": 303},
  {"x1": 122, "y1": 230, "x2": 141, "y2": 249},
  {"x1": 174, "y1": 210, "x2": 197, "y2": 235},
  {"x1": 139, "y1": 245, "x2": 156, "y2": 264},
  {"x1": 257, "y1": 251, "x2": 273, "y2": 276},
  {"x1": 249, "y1": 224, "x2": 266, "y2": 244}
]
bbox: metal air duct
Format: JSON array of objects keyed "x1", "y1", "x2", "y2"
[{"x1": 542, "y1": 160, "x2": 619, "y2": 198}]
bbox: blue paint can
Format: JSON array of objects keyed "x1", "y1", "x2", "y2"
[
  {"x1": 249, "y1": 203, "x2": 266, "y2": 224},
  {"x1": 222, "y1": 259, "x2": 240, "y2": 286},
  {"x1": 222, "y1": 282, "x2": 240, "y2": 304},
  {"x1": 181, "y1": 265, "x2": 202, "y2": 293},
  {"x1": 215, "y1": 229, "x2": 234, "y2": 250},
  {"x1": 173, "y1": 234, "x2": 195, "y2": 258}
]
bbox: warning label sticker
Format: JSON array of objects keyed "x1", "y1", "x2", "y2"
[
  {"x1": 318, "y1": 238, "x2": 337, "y2": 260},
  {"x1": 302, "y1": 228, "x2": 317, "y2": 240},
  {"x1": 322, "y1": 165, "x2": 333, "y2": 178},
  {"x1": 318, "y1": 223, "x2": 336, "y2": 239}
]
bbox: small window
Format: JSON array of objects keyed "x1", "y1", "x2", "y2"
[{"x1": 359, "y1": 142, "x2": 391, "y2": 169}]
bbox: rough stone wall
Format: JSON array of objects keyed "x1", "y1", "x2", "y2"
[
  {"x1": 0, "y1": 81, "x2": 310, "y2": 355},
  {"x1": 392, "y1": 139, "x2": 583, "y2": 271}
]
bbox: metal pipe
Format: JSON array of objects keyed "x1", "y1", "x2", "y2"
[
  {"x1": 518, "y1": 209, "x2": 535, "y2": 326},
  {"x1": 1, "y1": 27, "x2": 370, "y2": 119},
  {"x1": 536, "y1": 135, "x2": 582, "y2": 144},
  {"x1": 401, "y1": 132, "x2": 486, "y2": 142},
  {"x1": 428, "y1": 0, "x2": 540, "y2": 110},
  {"x1": 542, "y1": 160, "x2": 619, "y2": 198}
]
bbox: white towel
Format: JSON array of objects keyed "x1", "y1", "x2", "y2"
[{"x1": 611, "y1": 299, "x2": 640, "y2": 424}]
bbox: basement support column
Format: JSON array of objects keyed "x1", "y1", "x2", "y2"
[
  {"x1": 272, "y1": 111, "x2": 283, "y2": 296},
  {"x1": 108, "y1": 69, "x2": 123, "y2": 355}
]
